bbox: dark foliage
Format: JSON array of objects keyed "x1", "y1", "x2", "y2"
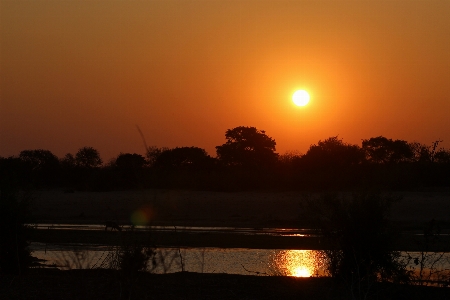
[
  {"x1": 0, "y1": 157, "x2": 26, "y2": 187},
  {"x1": 0, "y1": 183, "x2": 34, "y2": 274},
  {"x1": 19, "y1": 149, "x2": 60, "y2": 187},
  {"x1": 75, "y1": 147, "x2": 103, "y2": 168},
  {"x1": 145, "y1": 146, "x2": 169, "y2": 167},
  {"x1": 5, "y1": 270, "x2": 450, "y2": 300},
  {"x1": 362, "y1": 136, "x2": 414, "y2": 164},
  {"x1": 3, "y1": 129, "x2": 450, "y2": 191},
  {"x1": 112, "y1": 153, "x2": 147, "y2": 189},
  {"x1": 115, "y1": 153, "x2": 146, "y2": 170},
  {"x1": 154, "y1": 147, "x2": 214, "y2": 170},
  {"x1": 301, "y1": 191, "x2": 410, "y2": 286},
  {"x1": 216, "y1": 126, "x2": 278, "y2": 169},
  {"x1": 60, "y1": 153, "x2": 76, "y2": 169},
  {"x1": 302, "y1": 136, "x2": 365, "y2": 169},
  {"x1": 291, "y1": 137, "x2": 365, "y2": 190}
]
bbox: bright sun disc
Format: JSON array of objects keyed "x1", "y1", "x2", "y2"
[
  {"x1": 293, "y1": 90, "x2": 310, "y2": 106},
  {"x1": 293, "y1": 267, "x2": 312, "y2": 277}
]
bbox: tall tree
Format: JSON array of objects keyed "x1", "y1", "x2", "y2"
[
  {"x1": 301, "y1": 136, "x2": 364, "y2": 169},
  {"x1": 362, "y1": 136, "x2": 413, "y2": 164},
  {"x1": 216, "y1": 126, "x2": 278, "y2": 168},
  {"x1": 75, "y1": 147, "x2": 102, "y2": 168}
]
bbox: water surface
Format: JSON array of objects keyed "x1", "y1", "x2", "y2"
[{"x1": 31, "y1": 243, "x2": 326, "y2": 276}]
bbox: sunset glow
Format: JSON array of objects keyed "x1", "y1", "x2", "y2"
[{"x1": 1, "y1": 1, "x2": 449, "y2": 158}]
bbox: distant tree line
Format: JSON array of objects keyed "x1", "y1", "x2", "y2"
[{"x1": 1, "y1": 126, "x2": 450, "y2": 191}]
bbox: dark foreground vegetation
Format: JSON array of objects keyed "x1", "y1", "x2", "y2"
[
  {"x1": 2, "y1": 269, "x2": 450, "y2": 300},
  {"x1": 1, "y1": 186, "x2": 449, "y2": 299},
  {"x1": 1, "y1": 126, "x2": 450, "y2": 192},
  {"x1": 1, "y1": 126, "x2": 450, "y2": 299}
]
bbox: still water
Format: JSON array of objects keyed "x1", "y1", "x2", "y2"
[
  {"x1": 31, "y1": 243, "x2": 327, "y2": 277},
  {"x1": 33, "y1": 224, "x2": 318, "y2": 236},
  {"x1": 31, "y1": 242, "x2": 450, "y2": 284}
]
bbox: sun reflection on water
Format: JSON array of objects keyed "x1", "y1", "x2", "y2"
[{"x1": 271, "y1": 250, "x2": 325, "y2": 277}]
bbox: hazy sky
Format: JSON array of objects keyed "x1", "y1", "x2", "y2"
[{"x1": 1, "y1": 0, "x2": 449, "y2": 160}]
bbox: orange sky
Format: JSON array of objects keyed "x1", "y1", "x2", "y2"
[{"x1": 1, "y1": 0, "x2": 450, "y2": 160}]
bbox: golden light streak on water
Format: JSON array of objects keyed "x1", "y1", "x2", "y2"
[
  {"x1": 292, "y1": 266, "x2": 312, "y2": 277},
  {"x1": 272, "y1": 250, "x2": 325, "y2": 277}
]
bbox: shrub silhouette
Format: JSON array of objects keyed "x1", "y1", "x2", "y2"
[
  {"x1": 301, "y1": 191, "x2": 409, "y2": 287},
  {"x1": 75, "y1": 146, "x2": 103, "y2": 168},
  {"x1": 113, "y1": 153, "x2": 147, "y2": 188},
  {"x1": 145, "y1": 146, "x2": 169, "y2": 167},
  {"x1": 0, "y1": 184, "x2": 34, "y2": 274},
  {"x1": 115, "y1": 153, "x2": 146, "y2": 170},
  {"x1": 216, "y1": 126, "x2": 278, "y2": 169},
  {"x1": 154, "y1": 147, "x2": 214, "y2": 170},
  {"x1": 301, "y1": 136, "x2": 365, "y2": 169},
  {"x1": 19, "y1": 149, "x2": 60, "y2": 187},
  {"x1": 292, "y1": 137, "x2": 365, "y2": 190},
  {"x1": 362, "y1": 136, "x2": 414, "y2": 164},
  {"x1": 3, "y1": 132, "x2": 450, "y2": 191}
]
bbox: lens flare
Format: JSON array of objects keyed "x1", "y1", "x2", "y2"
[{"x1": 130, "y1": 205, "x2": 154, "y2": 226}]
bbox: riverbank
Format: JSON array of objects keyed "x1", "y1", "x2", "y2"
[
  {"x1": 31, "y1": 188, "x2": 450, "y2": 230},
  {"x1": 27, "y1": 188, "x2": 450, "y2": 253},
  {"x1": 31, "y1": 227, "x2": 450, "y2": 252},
  {"x1": 2, "y1": 269, "x2": 449, "y2": 300}
]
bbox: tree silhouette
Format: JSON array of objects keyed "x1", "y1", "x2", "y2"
[
  {"x1": 145, "y1": 146, "x2": 169, "y2": 167},
  {"x1": 19, "y1": 149, "x2": 59, "y2": 172},
  {"x1": 289, "y1": 137, "x2": 365, "y2": 190},
  {"x1": 0, "y1": 182, "x2": 34, "y2": 274},
  {"x1": 0, "y1": 157, "x2": 24, "y2": 188},
  {"x1": 362, "y1": 136, "x2": 413, "y2": 164},
  {"x1": 75, "y1": 147, "x2": 102, "y2": 168},
  {"x1": 154, "y1": 147, "x2": 213, "y2": 170},
  {"x1": 216, "y1": 126, "x2": 278, "y2": 168},
  {"x1": 410, "y1": 140, "x2": 450, "y2": 164},
  {"x1": 301, "y1": 192, "x2": 408, "y2": 286},
  {"x1": 116, "y1": 153, "x2": 146, "y2": 170},
  {"x1": 301, "y1": 136, "x2": 364, "y2": 169},
  {"x1": 60, "y1": 153, "x2": 76, "y2": 169},
  {"x1": 19, "y1": 149, "x2": 60, "y2": 186},
  {"x1": 434, "y1": 149, "x2": 450, "y2": 163},
  {"x1": 114, "y1": 153, "x2": 147, "y2": 187}
]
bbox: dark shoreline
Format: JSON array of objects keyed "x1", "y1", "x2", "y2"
[
  {"x1": 2, "y1": 269, "x2": 449, "y2": 300},
  {"x1": 31, "y1": 189, "x2": 450, "y2": 232},
  {"x1": 31, "y1": 228, "x2": 450, "y2": 252}
]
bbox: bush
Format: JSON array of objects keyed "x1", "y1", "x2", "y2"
[
  {"x1": 301, "y1": 191, "x2": 410, "y2": 287},
  {"x1": 0, "y1": 185, "x2": 34, "y2": 274}
]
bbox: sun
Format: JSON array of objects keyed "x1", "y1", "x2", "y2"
[
  {"x1": 292, "y1": 90, "x2": 310, "y2": 106},
  {"x1": 292, "y1": 266, "x2": 312, "y2": 277}
]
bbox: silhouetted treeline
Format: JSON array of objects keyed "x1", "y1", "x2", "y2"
[{"x1": 1, "y1": 127, "x2": 450, "y2": 191}]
